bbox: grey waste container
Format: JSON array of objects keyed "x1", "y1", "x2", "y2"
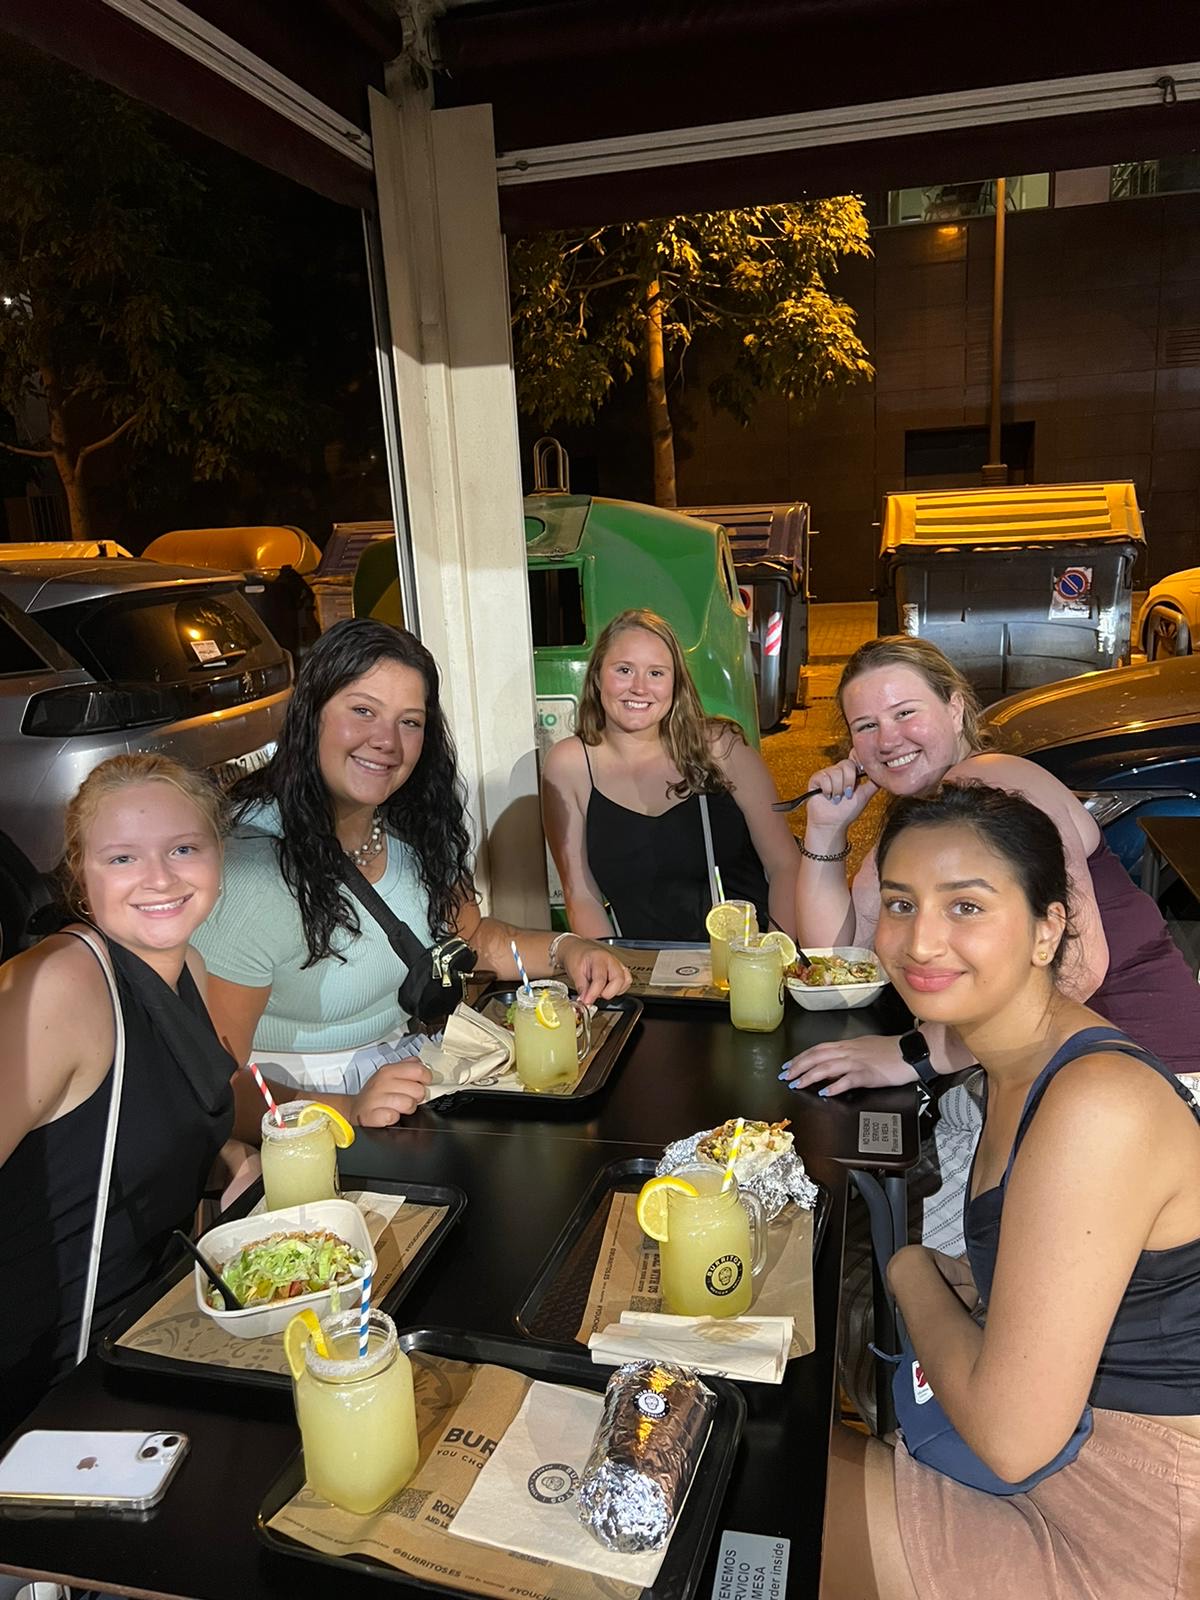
[
  {"x1": 681, "y1": 502, "x2": 813, "y2": 727},
  {"x1": 877, "y1": 483, "x2": 1145, "y2": 704}
]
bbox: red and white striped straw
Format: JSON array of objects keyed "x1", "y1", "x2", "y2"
[{"x1": 247, "y1": 1062, "x2": 284, "y2": 1127}]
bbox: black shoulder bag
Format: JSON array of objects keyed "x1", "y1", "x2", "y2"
[{"x1": 337, "y1": 860, "x2": 476, "y2": 1026}]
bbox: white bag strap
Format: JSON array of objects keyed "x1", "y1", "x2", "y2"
[
  {"x1": 698, "y1": 793, "x2": 721, "y2": 908},
  {"x1": 63, "y1": 928, "x2": 126, "y2": 1365}
]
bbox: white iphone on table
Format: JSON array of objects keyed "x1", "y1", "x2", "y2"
[{"x1": 0, "y1": 1430, "x2": 189, "y2": 1512}]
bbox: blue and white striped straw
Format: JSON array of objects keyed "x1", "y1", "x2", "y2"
[
  {"x1": 358, "y1": 1266, "x2": 372, "y2": 1359},
  {"x1": 510, "y1": 938, "x2": 533, "y2": 997}
]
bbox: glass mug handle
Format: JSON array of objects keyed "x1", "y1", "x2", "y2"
[
  {"x1": 741, "y1": 1190, "x2": 768, "y2": 1278},
  {"x1": 570, "y1": 999, "x2": 592, "y2": 1062}
]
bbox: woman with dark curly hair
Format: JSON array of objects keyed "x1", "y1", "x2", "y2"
[
  {"x1": 195, "y1": 619, "x2": 629, "y2": 1128},
  {"x1": 541, "y1": 609, "x2": 798, "y2": 940}
]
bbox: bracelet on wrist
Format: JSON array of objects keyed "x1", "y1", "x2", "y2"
[
  {"x1": 547, "y1": 931, "x2": 581, "y2": 970},
  {"x1": 798, "y1": 839, "x2": 852, "y2": 863}
]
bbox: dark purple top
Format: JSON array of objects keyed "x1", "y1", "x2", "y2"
[{"x1": 1085, "y1": 837, "x2": 1200, "y2": 1076}]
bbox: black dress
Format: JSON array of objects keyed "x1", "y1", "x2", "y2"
[
  {"x1": 0, "y1": 937, "x2": 234, "y2": 1435},
  {"x1": 581, "y1": 743, "x2": 770, "y2": 940}
]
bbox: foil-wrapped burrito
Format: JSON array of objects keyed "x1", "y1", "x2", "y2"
[{"x1": 577, "y1": 1360, "x2": 715, "y2": 1553}]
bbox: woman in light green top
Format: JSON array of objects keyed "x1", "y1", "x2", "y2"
[{"x1": 195, "y1": 620, "x2": 630, "y2": 1130}]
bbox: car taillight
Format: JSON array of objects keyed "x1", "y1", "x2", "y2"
[{"x1": 21, "y1": 683, "x2": 175, "y2": 736}]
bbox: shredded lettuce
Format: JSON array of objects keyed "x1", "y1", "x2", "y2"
[{"x1": 209, "y1": 1228, "x2": 366, "y2": 1309}]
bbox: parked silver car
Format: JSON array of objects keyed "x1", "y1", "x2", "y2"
[{"x1": 0, "y1": 558, "x2": 293, "y2": 956}]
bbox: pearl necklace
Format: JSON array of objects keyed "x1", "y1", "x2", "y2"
[{"x1": 345, "y1": 810, "x2": 384, "y2": 868}]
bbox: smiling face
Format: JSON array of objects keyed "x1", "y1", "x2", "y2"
[
  {"x1": 82, "y1": 781, "x2": 221, "y2": 971},
  {"x1": 842, "y1": 665, "x2": 969, "y2": 796},
  {"x1": 597, "y1": 627, "x2": 676, "y2": 735},
  {"x1": 317, "y1": 658, "x2": 428, "y2": 831},
  {"x1": 874, "y1": 821, "x2": 1065, "y2": 1033}
]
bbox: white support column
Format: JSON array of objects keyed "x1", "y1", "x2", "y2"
[{"x1": 368, "y1": 83, "x2": 548, "y2": 927}]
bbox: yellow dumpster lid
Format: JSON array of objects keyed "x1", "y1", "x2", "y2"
[
  {"x1": 143, "y1": 525, "x2": 321, "y2": 574},
  {"x1": 879, "y1": 482, "x2": 1145, "y2": 554}
]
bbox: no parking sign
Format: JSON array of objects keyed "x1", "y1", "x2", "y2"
[{"x1": 1050, "y1": 565, "x2": 1093, "y2": 618}]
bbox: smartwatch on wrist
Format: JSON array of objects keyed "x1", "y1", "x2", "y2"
[{"x1": 898, "y1": 1028, "x2": 938, "y2": 1086}]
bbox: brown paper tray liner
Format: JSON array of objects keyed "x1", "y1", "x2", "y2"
[
  {"x1": 114, "y1": 1191, "x2": 446, "y2": 1375},
  {"x1": 575, "y1": 1193, "x2": 815, "y2": 1358},
  {"x1": 267, "y1": 1352, "x2": 642, "y2": 1600}
]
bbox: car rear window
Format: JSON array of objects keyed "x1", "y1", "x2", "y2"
[
  {"x1": 34, "y1": 586, "x2": 282, "y2": 685},
  {"x1": 0, "y1": 615, "x2": 53, "y2": 676}
]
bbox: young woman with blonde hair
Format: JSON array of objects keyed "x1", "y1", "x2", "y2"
[
  {"x1": 0, "y1": 753, "x2": 235, "y2": 1435},
  {"x1": 542, "y1": 608, "x2": 798, "y2": 940}
]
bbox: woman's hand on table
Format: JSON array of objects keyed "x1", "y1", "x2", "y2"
[
  {"x1": 559, "y1": 936, "x2": 632, "y2": 1006},
  {"x1": 349, "y1": 1058, "x2": 432, "y2": 1127},
  {"x1": 778, "y1": 1032, "x2": 916, "y2": 1096}
]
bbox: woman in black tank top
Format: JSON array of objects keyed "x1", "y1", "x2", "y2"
[
  {"x1": 541, "y1": 609, "x2": 799, "y2": 941},
  {"x1": 822, "y1": 783, "x2": 1200, "y2": 1600},
  {"x1": 0, "y1": 755, "x2": 234, "y2": 1436}
]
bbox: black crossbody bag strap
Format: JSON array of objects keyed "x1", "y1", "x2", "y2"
[{"x1": 336, "y1": 857, "x2": 429, "y2": 969}]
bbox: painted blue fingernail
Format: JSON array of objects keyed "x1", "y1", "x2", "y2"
[
  {"x1": 833, "y1": 794, "x2": 842, "y2": 804},
  {"x1": 818, "y1": 1087, "x2": 830, "y2": 1097},
  {"x1": 777, "y1": 1069, "x2": 790, "y2": 1079}
]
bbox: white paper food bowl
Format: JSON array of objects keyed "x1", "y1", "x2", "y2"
[
  {"x1": 786, "y1": 946, "x2": 887, "y2": 1011},
  {"x1": 193, "y1": 1198, "x2": 375, "y2": 1340}
]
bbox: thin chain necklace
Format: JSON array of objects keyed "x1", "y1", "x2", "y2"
[{"x1": 345, "y1": 809, "x2": 384, "y2": 869}]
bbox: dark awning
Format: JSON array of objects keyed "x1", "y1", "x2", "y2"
[
  {"x1": 3, "y1": 0, "x2": 1198, "y2": 225},
  {"x1": 0, "y1": 0, "x2": 400, "y2": 208},
  {"x1": 435, "y1": 0, "x2": 1200, "y2": 231}
]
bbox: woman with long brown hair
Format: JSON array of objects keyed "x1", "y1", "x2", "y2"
[{"x1": 541, "y1": 608, "x2": 798, "y2": 940}]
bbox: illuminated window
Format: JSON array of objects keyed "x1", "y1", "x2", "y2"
[{"x1": 885, "y1": 175, "x2": 1050, "y2": 226}]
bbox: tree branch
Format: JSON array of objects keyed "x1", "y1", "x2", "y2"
[
  {"x1": 76, "y1": 410, "x2": 142, "y2": 464},
  {"x1": 0, "y1": 439, "x2": 53, "y2": 460}
]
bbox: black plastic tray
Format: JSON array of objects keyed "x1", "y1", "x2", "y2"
[
  {"x1": 98, "y1": 1177, "x2": 467, "y2": 1392},
  {"x1": 429, "y1": 984, "x2": 642, "y2": 1111},
  {"x1": 514, "y1": 1156, "x2": 831, "y2": 1347},
  {"x1": 255, "y1": 1326, "x2": 746, "y2": 1600},
  {"x1": 601, "y1": 939, "x2": 731, "y2": 1005}
]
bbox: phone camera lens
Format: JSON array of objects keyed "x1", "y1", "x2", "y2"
[
  {"x1": 161, "y1": 1435, "x2": 180, "y2": 1449},
  {"x1": 139, "y1": 1445, "x2": 159, "y2": 1459}
]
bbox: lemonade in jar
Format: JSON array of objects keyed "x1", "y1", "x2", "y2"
[
  {"x1": 261, "y1": 1101, "x2": 342, "y2": 1211},
  {"x1": 727, "y1": 933, "x2": 793, "y2": 1032},
  {"x1": 287, "y1": 1308, "x2": 418, "y2": 1515},
  {"x1": 705, "y1": 901, "x2": 757, "y2": 991},
  {"x1": 638, "y1": 1165, "x2": 766, "y2": 1318},
  {"x1": 513, "y1": 980, "x2": 591, "y2": 1092}
]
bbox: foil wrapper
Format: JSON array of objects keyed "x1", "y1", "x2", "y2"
[
  {"x1": 657, "y1": 1128, "x2": 819, "y2": 1221},
  {"x1": 577, "y1": 1361, "x2": 715, "y2": 1554}
]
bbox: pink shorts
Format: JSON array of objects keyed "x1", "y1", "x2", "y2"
[{"x1": 895, "y1": 1408, "x2": 1200, "y2": 1600}]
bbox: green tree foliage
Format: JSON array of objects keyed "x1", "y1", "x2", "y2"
[
  {"x1": 0, "y1": 41, "x2": 306, "y2": 533},
  {"x1": 509, "y1": 201, "x2": 873, "y2": 506}
]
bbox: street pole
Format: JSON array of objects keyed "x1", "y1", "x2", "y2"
[{"x1": 982, "y1": 175, "x2": 1008, "y2": 485}]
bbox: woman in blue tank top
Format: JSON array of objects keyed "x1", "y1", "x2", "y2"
[
  {"x1": 541, "y1": 608, "x2": 799, "y2": 941},
  {"x1": 822, "y1": 783, "x2": 1200, "y2": 1600}
]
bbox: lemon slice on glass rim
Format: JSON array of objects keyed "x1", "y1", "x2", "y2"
[
  {"x1": 704, "y1": 901, "x2": 753, "y2": 942},
  {"x1": 758, "y1": 930, "x2": 798, "y2": 967},
  {"x1": 284, "y1": 1307, "x2": 329, "y2": 1380},
  {"x1": 534, "y1": 993, "x2": 562, "y2": 1029},
  {"x1": 297, "y1": 1101, "x2": 356, "y2": 1148},
  {"x1": 635, "y1": 1174, "x2": 699, "y2": 1243}
]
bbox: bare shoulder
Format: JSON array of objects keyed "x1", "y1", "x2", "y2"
[
  {"x1": 950, "y1": 751, "x2": 1073, "y2": 805},
  {"x1": 541, "y1": 734, "x2": 589, "y2": 791},
  {"x1": 0, "y1": 931, "x2": 106, "y2": 1009},
  {"x1": 1034, "y1": 1050, "x2": 1178, "y2": 1145}
]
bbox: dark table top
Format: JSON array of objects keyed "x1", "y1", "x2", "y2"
[
  {"x1": 1139, "y1": 815, "x2": 1200, "y2": 902},
  {"x1": 418, "y1": 990, "x2": 922, "y2": 1176},
  {"x1": 0, "y1": 1000, "x2": 917, "y2": 1600}
]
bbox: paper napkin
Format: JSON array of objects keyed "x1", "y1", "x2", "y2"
[{"x1": 588, "y1": 1311, "x2": 794, "y2": 1384}]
